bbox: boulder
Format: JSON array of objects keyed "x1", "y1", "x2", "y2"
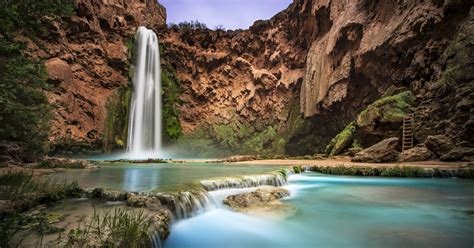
[
  {"x1": 440, "y1": 147, "x2": 474, "y2": 161},
  {"x1": 398, "y1": 146, "x2": 434, "y2": 162},
  {"x1": 223, "y1": 187, "x2": 290, "y2": 210},
  {"x1": 0, "y1": 141, "x2": 29, "y2": 163},
  {"x1": 44, "y1": 58, "x2": 73, "y2": 85},
  {"x1": 352, "y1": 137, "x2": 400, "y2": 163},
  {"x1": 424, "y1": 135, "x2": 454, "y2": 157}
]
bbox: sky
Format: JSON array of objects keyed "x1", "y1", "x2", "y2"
[{"x1": 160, "y1": 0, "x2": 293, "y2": 30}]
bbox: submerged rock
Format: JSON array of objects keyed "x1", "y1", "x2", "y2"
[{"x1": 352, "y1": 137, "x2": 400, "y2": 163}]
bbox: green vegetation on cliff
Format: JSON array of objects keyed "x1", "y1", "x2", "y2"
[
  {"x1": 325, "y1": 91, "x2": 416, "y2": 156},
  {"x1": 357, "y1": 91, "x2": 416, "y2": 126},
  {"x1": 160, "y1": 43, "x2": 183, "y2": 142},
  {"x1": 325, "y1": 122, "x2": 356, "y2": 156},
  {"x1": 161, "y1": 64, "x2": 183, "y2": 142},
  {"x1": 0, "y1": 0, "x2": 74, "y2": 161},
  {"x1": 173, "y1": 97, "x2": 306, "y2": 157}
]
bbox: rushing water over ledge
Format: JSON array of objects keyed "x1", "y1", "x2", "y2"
[
  {"x1": 200, "y1": 173, "x2": 287, "y2": 191},
  {"x1": 45, "y1": 163, "x2": 474, "y2": 247},
  {"x1": 164, "y1": 173, "x2": 474, "y2": 248},
  {"x1": 127, "y1": 26, "x2": 162, "y2": 159}
]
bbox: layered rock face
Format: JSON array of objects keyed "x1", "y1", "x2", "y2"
[
  {"x1": 160, "y1": 2, "x2": 310, "y2": 138},
  {"x1": 162, "y1": 0, "x2": 473, "y2": 156},
  {"x1": 24, "y1": 0, "x2": 165, "y2": 153},
  {"x1": 25, "y1": 0, "x2": 471, "y2": 157}
]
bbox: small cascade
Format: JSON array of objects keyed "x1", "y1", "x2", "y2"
[
  {"x1": 150, "y1": 233, "x2": 162, "y2": 248},
  {"x1": 154, "y1": 191, "x2": 215, "y2": 220},
  {"x1": 200, "y1": 174, "x2": 287, "y2": 191},
  {"x1": 127, "y1": 26, "x2": 162, "y2": 158}
]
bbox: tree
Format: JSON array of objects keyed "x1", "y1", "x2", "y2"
[
  {"x1": 0, "y1": 0, "x2": 74, "y2": 161},
  {"x1": 214, "y1": 25, "x2": 225, "y2": 31}
]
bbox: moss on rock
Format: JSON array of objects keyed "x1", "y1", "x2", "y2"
[
  {"x1": 325, "y1": 91, "x2": 416, "y2": 156},
  {"x1": 357, "y1": 91, "x2": 415, "y2": 126},
  {"x1": 325, "y1": 122, "x2": 356, "y2": 156}
]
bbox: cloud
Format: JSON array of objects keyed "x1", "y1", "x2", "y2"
[{"x1": 160, "y1": 0, "x2": 292, "y2": 30}]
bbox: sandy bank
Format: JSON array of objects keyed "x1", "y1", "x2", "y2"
[{"x1": 234, "y1": 157, "x2": 468, "y2": 169}]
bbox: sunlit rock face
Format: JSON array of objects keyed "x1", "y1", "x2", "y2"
[
  {"x1": 23, "y1": 0, "x2": 166, "y2": 153},
  {"x1": 160, "y1": 12, "x2": 308, "y2": 135},
  {"x1": 162, "y1": 0, "x2": 472, "y2": 155}
]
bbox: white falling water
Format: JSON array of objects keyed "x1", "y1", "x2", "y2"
[{"x1": 127, "y1": 26, "x2": 162, "y2": 159}]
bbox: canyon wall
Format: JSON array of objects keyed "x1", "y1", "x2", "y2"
[
  {"x1": 22, "y1": 0, "x2": 471, "y2": 158},
  {"x1": 25, "y1": 0, "x2": 165, "y2": 154},
  {"x1": 161, "y1": 0, "x2": 473, "y2": 156}
]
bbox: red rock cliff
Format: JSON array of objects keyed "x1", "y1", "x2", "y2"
[
  {"x1": 161, "y1": 0, "x2": 472, "y2": 155},
  {"x1": 24, "y1": 0, "x2": 165, "y2": 153}
]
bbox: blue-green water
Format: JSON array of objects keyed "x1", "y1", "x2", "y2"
[
  {"x1": 49, "y1": 162, "x2": 280, "y2": 191},
  {"x1": 49, "y1": 164, "x2": 474, "y2": 247},
  {"x1": 164, "y1": 173, "x2": 474, "y2": 248}
]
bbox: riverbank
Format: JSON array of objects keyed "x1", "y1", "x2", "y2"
[{"x1": 235, "y1": 157, "x2": 469, "y2": 169}]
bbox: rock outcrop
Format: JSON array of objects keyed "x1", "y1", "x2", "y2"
[
  {"x1": 223, "y1": 187, "x2": 290, "y2": 210},
  {"x1": 223, "y1": 187, "x2": 294, "y2": 218},
  {"x1": 398, "y1": 146, "x2": 434, "y2": 162},
  {"x1": 23, "y1": 0, "x2": 166, "y2": 154},
  {"x1": 19, "y1": 0, "x2": 472, "y2": 159},
  {"x1": 352, "y1": 137, "x2": 400, "y2": 163}
]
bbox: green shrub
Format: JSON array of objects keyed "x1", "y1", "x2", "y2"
[
  {"x1": 66, "y1": 208, "x2": 155, "y2": 248},
  {"x1": 0, "y1": 172, "x2": 82, "y2": 202},
  {"x1": 277, "y1": 168, "x2": 288, "y2": 179},
  {"x1": 168, "y1": 20, "x2": 208, "y2": 30},
  {"x1": 293, "y1": 165, "x2": 303, "y2": 174},
  {"x1": 0, "y1": 0, "x2": 75, "y2": 161}
]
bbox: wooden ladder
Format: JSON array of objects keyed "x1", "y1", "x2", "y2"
[{"x1": 402, "y1": 113, "x2": 414, "y2": 151}]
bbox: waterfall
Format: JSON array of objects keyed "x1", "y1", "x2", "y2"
[
  {"x1": 127, "y1": 26, "x2": 162, "y2": 158},
  {"x1": 154, "y1": 191, "x2": 216, "y2": 220}
]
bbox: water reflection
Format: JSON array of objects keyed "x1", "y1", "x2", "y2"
[
  {"x1": 48, "y1": 162, "x2": 280, "y2": 191},
  {"x1": 123, "y1": 168, "x2": 160, "y2": 192}
]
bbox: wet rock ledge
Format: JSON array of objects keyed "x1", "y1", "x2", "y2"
[{"x1": 223, "y1": 187, "x2": 290, "y2": 211}]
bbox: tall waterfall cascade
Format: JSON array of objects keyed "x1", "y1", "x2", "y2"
[{"x1": 127, "y1": 26, "x2": 162, "y2": 158}]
